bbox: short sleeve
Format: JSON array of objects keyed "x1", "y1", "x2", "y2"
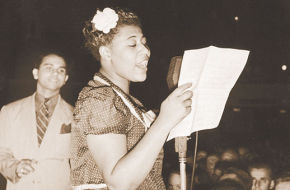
[{"x1": 74, "y1": 86, "x2": 130, "y2": 135}]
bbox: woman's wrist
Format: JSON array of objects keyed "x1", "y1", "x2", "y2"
[{"x1": 151, "y1": 116, "x2": 174, "y2": 134}]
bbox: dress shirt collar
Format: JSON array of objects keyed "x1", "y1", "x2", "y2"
[{"x1": 35, "y1": 93, "x2": 59, "y2": 117}]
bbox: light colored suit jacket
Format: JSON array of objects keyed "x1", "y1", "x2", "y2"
[{"x1": 0, "y1": 93, "x2": 73, "y2": 190}]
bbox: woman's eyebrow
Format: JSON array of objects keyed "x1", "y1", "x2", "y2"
[
  {"x1": 127, "y1": 35, "x2": 137, "y2": 40},
  {"x1": 126, "y1": 34, "x2": 144, "y2": 40}
]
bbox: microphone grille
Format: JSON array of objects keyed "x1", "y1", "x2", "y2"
[{"x1": 166, "y1": 56, "x2": 183, "y2": 90}]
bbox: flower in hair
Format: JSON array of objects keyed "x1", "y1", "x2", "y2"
[{"x1": 91, "y1": 8, "x2": 119, "y2": 34}]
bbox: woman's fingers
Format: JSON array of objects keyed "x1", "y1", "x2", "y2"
[
  {"x1": 179, "y1": 90, "x2": 193, "y2": 101},
  {"x1": 158, "y1": 82, "x2": 194, "y2": 128},
  {"x1": 172, "y1": 83, "x2": 192, "y2": 96}
]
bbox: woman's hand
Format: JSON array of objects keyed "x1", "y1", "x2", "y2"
[{"x1": 158, "y1": 83, "x2": 193, "y2": 130}]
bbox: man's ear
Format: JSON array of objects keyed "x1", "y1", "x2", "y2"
[
  {"x1": 270, "y1": 180, "x2": 275, "y2": 189},
  {"x1": 99, "y1": 46, "x2": 111, "y2": 61},
  {"x1": 32, "y1": 68, "x2": 38, "y2": 80},
  {"x1": 64, "y1": 75, "x2": 69, "y2": 83}
]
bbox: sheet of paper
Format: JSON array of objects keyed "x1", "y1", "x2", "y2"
[{"x1": 167, "y1": 46, "x2": 249, "y2": 141}]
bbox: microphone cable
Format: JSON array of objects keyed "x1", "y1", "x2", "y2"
[{"x1": 190, "y1": 131, "x2": 199, "y2": 190}]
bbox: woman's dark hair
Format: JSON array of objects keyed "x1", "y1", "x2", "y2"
[{"x1": 82, "y1": 7, "x2": 142, "y2": 61}]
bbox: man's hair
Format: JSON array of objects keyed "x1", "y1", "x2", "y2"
[
  {"x1": 275, "y1": 171, "x2": 290, "y2": 185},
  {"x1": 32, "y1": 49, "x2": 71, "y2": 75},
  {"x1": 248, "y1": 159, "x2": 274, "y2": 178},
  {"x1": 211, "y1": 179, "x2": 246, "y2": 190}
]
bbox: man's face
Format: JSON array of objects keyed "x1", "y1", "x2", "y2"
[
  {"x1": 275, "y1": 182, "x2": 290, "y2": 190},
  {"x1": 221, "y1": 149, "x2": 239, "y2": 162},
  {"x1": 250, "y1": 168, "x2": 274, "y2": 190},
  {"x1": 33, "y1": 54, "x2": 68, "y2": 93},
  {"x1": 168, "y1": 173, "x2": 181, "y2": 190},
  {"x1": 197, "y1": 150, "x2": 207, "y2": 161},
  {"x1": 206, "y1": 155, "x2": 219, "y2": 176}
]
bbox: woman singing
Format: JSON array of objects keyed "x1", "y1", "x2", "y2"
[{"x1": 70, "y1": 7, "x2": 193, "y2": 190}]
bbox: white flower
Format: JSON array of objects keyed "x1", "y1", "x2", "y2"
[{"x1": 91, "y1": 8, "x2": 119, "y2": 34}]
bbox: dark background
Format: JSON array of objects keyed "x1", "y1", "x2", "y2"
[{"x1": 0, "y1": 0, "x2": 290, "y2": 188}]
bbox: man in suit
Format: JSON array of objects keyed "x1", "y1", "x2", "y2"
[{"x1": 0, "y1": 51, "x2": 73, "y2": 190}]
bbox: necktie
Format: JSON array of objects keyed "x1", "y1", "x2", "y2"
[{"x1": 36, "y1": 98, "x2": 50, "y2": 145}]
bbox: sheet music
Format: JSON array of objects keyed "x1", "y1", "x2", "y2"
[{"x1": 167, "y1": 46, "x2": 250, "y2": 141}]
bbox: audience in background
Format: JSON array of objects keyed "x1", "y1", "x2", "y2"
[
  {"x1": 207, "y1": 152, "x2": 220, "y2": 178},
  {"x1": 218, "y1": 167, "x2": 251, "y2": 190},
  {"x1": 167, "y1": 168, "x2": 181, "y2": 190},
  {"x1": 166, "y1": 161, "x2": 192, "y2": 190},
  {"x1": 220, "y1": 148, "x2": 239, "y2": 162},
  {"x1": 165, "y1": 142, "x2": 290, "y2": 190},
  {"x1": 248, "y1": 159, "x2": 275, "y2": 190},
  {"x1": 211, "y1": 179, "x2": 246, "y2": 190},
  {"x1": 274, "y1": 171, "x2": 290, "y2": 190},
  {"x1": 197, "y1": 150, "x2": 208, "y2": 162}
]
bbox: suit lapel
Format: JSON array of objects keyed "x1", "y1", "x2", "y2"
[
  {"x1": 30, "y1": 93, "x2": 39, "y2": 151},
  {"x1": 38, "y1": 96, "x2": 70, "y2": 156},
  {"x1": 12, "y1": 94, "x2": 39, "y2": 158}
]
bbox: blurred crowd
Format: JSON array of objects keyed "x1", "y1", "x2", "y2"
[{"x1": 164, "y1": 143, "x2": 290, "y2": 190}]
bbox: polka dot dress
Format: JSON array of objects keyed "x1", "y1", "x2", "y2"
[{"x1": 70, "y1": 74, "x2": 166, "y2": 190}]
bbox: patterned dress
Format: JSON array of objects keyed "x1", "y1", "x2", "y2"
[{"x1": 70, "y1": 73, "x2": 166, "y2": 190}]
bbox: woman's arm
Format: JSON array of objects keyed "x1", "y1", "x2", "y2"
[{"x1": 87, "y1": 83, "x2": 193, "y2": 190}]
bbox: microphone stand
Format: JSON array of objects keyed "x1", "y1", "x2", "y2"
[
  {"x1": 168, "y1": 56, "x2": 199, "y2": 190},
  {"x1": 175, "y1": 136, "x2": 187, "y2": 190}
]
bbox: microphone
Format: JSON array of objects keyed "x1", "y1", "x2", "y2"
[
  {"x1": 166, "y1": 56, "x2": 183, "y2": 91},
  {"x1": 166, "y1": 56, "x2": 188, "y2": 190},
  {"x1": 166, "y1": 56, "x2": 187, "y2": 157}
]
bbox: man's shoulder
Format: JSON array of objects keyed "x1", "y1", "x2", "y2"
[
  {"x1": 2, "y1": 95, "x2": 33, "y2": 110},
  {"x1": 0, "y1": 95, "x2": 33, "y2": 118},
  {"x1": 59, "y1": 97, "x2": 74, "y2": 113}
]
